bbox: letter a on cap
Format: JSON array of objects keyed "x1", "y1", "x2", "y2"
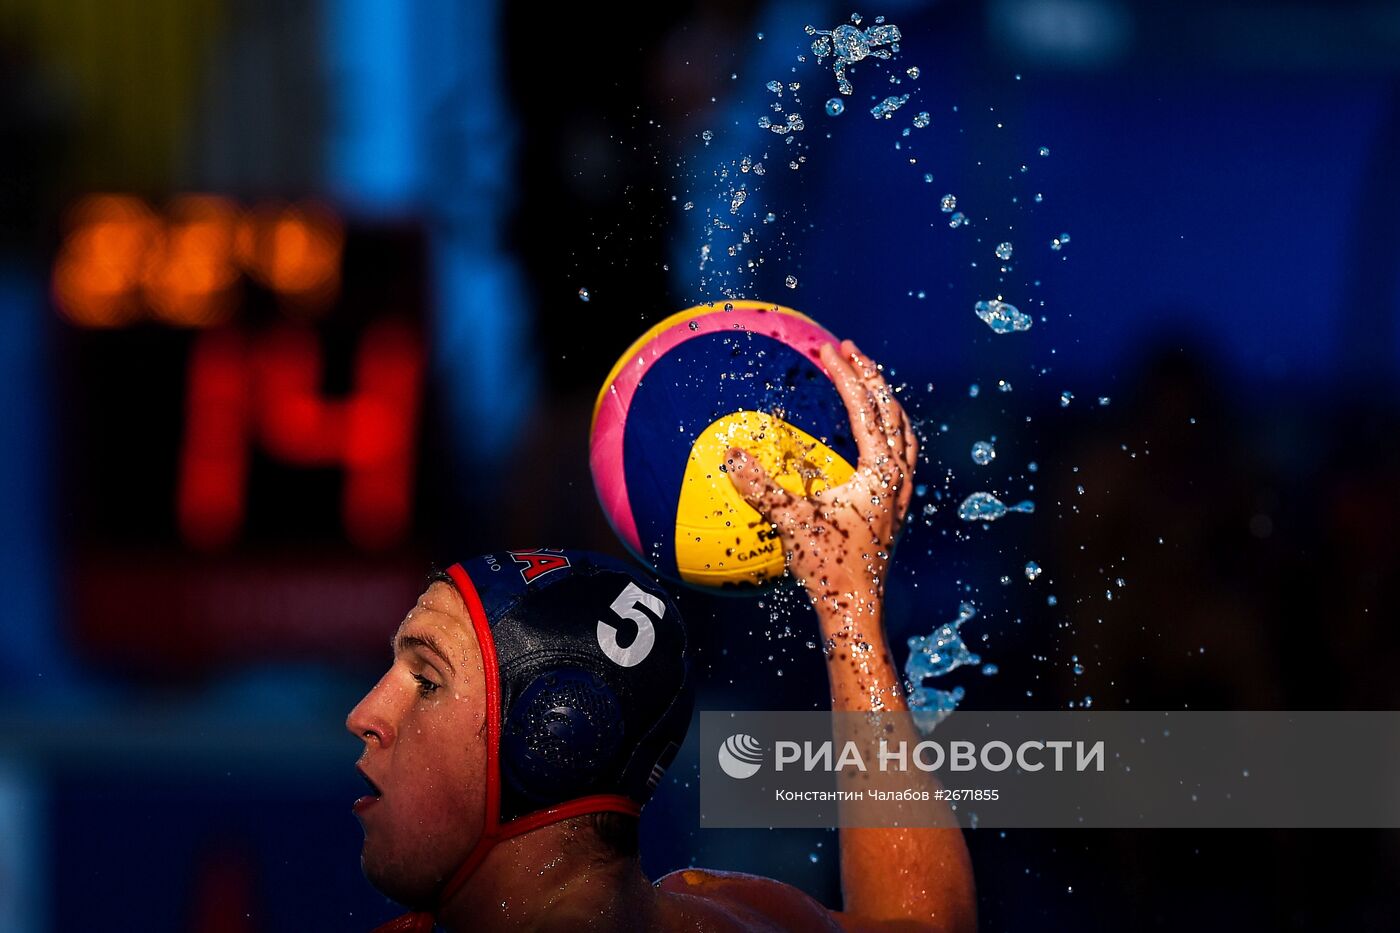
[{"x1": 510, "y1": 548, "x2": 571, "y2": 583}]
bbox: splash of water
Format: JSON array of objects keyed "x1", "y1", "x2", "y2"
[
  {"x1": 906, "y1": 602, "x2": 982, "y2": 732},
  {"x1": 957, "y1": 492, "x2": 1035, "y2": 522},
  {"x1": 973, "y1": 299, "x2": 1032, "y2": 334},
  {"x1": 807, "y1": 18, "x2": 902, "y2": 95}
]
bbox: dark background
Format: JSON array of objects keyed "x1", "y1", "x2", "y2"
[{"x1": 1, "y1": 0, "x2": 1398, "y2": 930}]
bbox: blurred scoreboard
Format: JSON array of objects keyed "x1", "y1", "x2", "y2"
[{"x1": 52, "y1": 195, "x2": 433, "y2": 674}]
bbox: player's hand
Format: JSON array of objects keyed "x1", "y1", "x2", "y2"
[{"x1": 726, "y1": 339, "x2": 917, "y2": 615}]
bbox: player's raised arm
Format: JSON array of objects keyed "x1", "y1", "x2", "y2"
[{"x1": 727, "y1": 339, "x2": 976, "y2": 933}]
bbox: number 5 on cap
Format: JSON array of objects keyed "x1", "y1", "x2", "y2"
[{"x1": 598, "y1": 582, "x2": 663, "y2": 667}]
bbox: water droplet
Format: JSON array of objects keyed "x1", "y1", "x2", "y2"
[
  {"x1": 923, "y1": 172, "x2": 933, "y2": 183},
  {"x1": 825, "y1": 97, "x2": 845, "y2": 117},
  {"x1": 981, "y1": 663, "x2": 999, "y2": 676},
  {"x1": 973, "y1": 298, "x2": 1032, "y2": 334},
  {"x1": 913, "y1": 111, "x2": 930, "y2": 129},
  {"x1": 907, "y1": 66, "x2": 921, "y2": 79},
  {"x1": 688, "y1": 320, "x2": 700, "y2": 331},
  {"x1": 766, "y1": 79, "x2": 783, "y2": 94},
  {"x1": 948, "y1": 211, "x2": 966, "y2": 228},
  {"x1": 1060, "y1": 390, "x2": 1074, "y2": 407},
  {"x1": 995, "y1": 241, "x2": 1014, "y2": 261},
  {"x1": 1058, "y1": 232, "x2": 1071, "y2": 244},
  {"x1": 968, "y1": 383, "x2": 980, "y2": 397},
  {"x1": 577, "y1": 287, "x2": 590, "y2": 302},
  {"x1": 957, "y1": 492, "x2": 1034, "y2": 522},
  {"x1": 870, "y1": 93, "x2": 911, "y2": 119},
  {"x1": 940, "y1": 193, "x2": 957, "y2": 212},
  {"x1": 1072, "y1": 662, "x2": 1085, "y2": 676},
  {"x1": 1034, "y1": 192, "x2": 1044, "y2": 203},
  {"x1": 1038, "y1": 146, "x2": 1050, "y2": 157},
  {"x1": 971, "y1": 440, "x2": 996, "y2": 465},
  {"x1": 1047, "y1": 595, "x2": 1058, "y2": 606},
  {"x1": 701, "y1": 129, "x2": 713, "y2": 145},
  {"x1": 756, "y1": 31, "x2": 765, "y2": 39},
  {"x1": 1024, "y1": 561, "x2": 1042, "y2": 581},
  {"x1": 1098, "y1": 396, "x2": 1111, "y2": 406},
  {"x1": 809, "y1": 852, "x2": 820, "y2": 863},
  {"x1": 785, "y1": 275, "x2": 798, "y2": 289}
]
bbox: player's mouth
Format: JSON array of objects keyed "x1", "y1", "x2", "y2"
[{"x1": 354, "y1": 767, "x2": 383, "y2": 813}]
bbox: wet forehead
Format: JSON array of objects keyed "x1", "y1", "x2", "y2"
[{"x1": 395, "y1": 580, "x2": 482, "y2": 675}]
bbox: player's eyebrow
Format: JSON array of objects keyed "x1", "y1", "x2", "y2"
[{"x1": 394, "y1": 632, "x2": 456, "y2": 674}]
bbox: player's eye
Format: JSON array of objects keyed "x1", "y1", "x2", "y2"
[{"x1": 412, "y1": 673, "x2": 440, "y2": 697}]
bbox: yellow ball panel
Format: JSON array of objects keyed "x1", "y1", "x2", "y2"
[{"x1": 674, "y1": 410, "x2": 855, "y2": 587}]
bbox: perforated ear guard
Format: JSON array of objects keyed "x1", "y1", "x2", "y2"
[{"x1": 501, "y1": 667, "x2": 624, "y2": 806}]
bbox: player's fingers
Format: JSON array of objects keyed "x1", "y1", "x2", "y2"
[
  {"x1": 820, "y1": 342, "x2": 884, "y2": 467},
  {"x1": 898, "y1": 419, "x2": 919, "y2": 510},
  {"x1": 726, "y1": 447, "x2": 794, "y2": 518},
  {"x1": 841, "y1": 343, "x2": 914, "y2": 502},
  {"x1": 845, "y1": 341, "x2": 906, "y2": 450},
  {"x1": 896, "y1": 447, "x2": 915, "y2": 519},
  {"x1": 904, "y1": 417, "x2": 919, "y2": 472}
]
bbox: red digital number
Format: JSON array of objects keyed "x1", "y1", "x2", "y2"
[{"x1": 177, "y1": 320, "x2": 423, "y2": 550}]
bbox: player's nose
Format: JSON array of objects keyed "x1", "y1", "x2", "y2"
[{"x1": 346, "y1": 677, "x2": 397, "y2": 748}]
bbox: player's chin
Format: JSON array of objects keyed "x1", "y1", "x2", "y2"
[{"x1": 360, "y1": 845, "x2": 441, "y2": 910}]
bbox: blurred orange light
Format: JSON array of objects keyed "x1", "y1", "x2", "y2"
[
  {"x1": 54, "y1": 195, "x2": 346, "y2": 327},
  {"x1": 142, "y1": 195, "x2": 242, "y2": 328},
  {"x1": 235, "y1": 202, "x2": 344, "y2": 314},
  {"x1": 52, "y1": 195, "x2": 159, "y2": 327}
]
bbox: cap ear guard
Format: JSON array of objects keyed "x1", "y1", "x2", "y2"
[{"x1": 500, "y1": 668, "x2": 624, "y2": 807}]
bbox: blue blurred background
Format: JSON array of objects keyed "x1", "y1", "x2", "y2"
[{"x1": 2, "y1": 1, "x2": 1399, "y2": 930}]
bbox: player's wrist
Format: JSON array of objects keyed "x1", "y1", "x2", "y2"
[{"x1": 807, "y1": 578, "x2": 884, "y2": 626}]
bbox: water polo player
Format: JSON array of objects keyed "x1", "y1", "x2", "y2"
[{"x1": 347, "y1": 340, "x2": 975, "y2": 932}]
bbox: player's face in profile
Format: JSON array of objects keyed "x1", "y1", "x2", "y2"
[{"x1": 346, "y1": 581, "x2": 489, "y2": 906}]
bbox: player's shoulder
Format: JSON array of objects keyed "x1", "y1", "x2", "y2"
[{"x1": 654, "y1": 867, "x2": 845, "y2": 932}]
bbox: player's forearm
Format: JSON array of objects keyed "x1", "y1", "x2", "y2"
[
  {"x1": 813, "y1": 591, "x2": 977, "y2": 933},
  {"x1": 811, "y1": 581, "x2": 906, "y2": 713}
]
